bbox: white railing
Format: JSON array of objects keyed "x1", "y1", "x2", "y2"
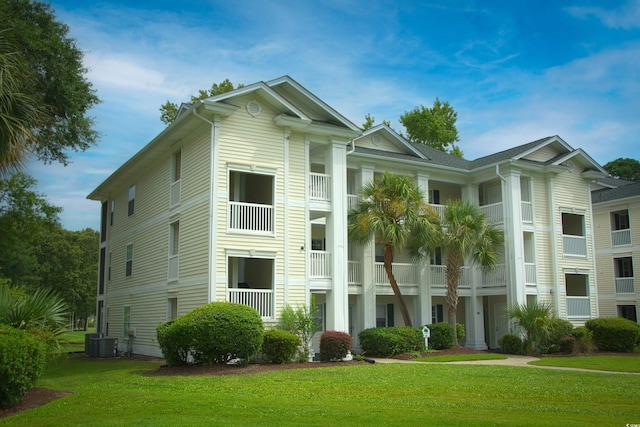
[
  {"x1": 227, "y1": 289, "x2": 274, "y2": 318},
  {"x1": 228, "y1": 201, "x2": 273, "y2": 233},
  {"x1": 431, "y1": 204, "x2": 446, "y2": 220},
  {"x1": 525, "y1": 262, "x2": 536, "y2": 285},
  {"x1": 521, "y1": 201, "x2": 533, "y2": 223},
  {"x1": 482, "y1": 264, "x2": 506, "y2": 287},
  {"x1": 309, "y1": 173, "x2": 331, "y2": 201},
  {"x1": 168, "y1": 254, "x2": 179, "y2": 280},
  {"x1": 347, "y1": 194, "x2": 359, "y2": 212},
  {"x1": 170, "y1": 180, "x2": 181, "y2": 207},
  {"x1": 615, "y1": 277, "x2": 635, "y2": 294},
  {"x1": 563, "y1": 235, "x2": 587, "y2": 257},
  {"x1": 310, "y1": 250, "x2": 331, "y2": 278},
  {"x1": 429, "y1": 265, "x2": 471, "y2": 288},
  {"x1": 566, "y1": 296, "x2": 590, "y2": 317},
  {"x1": 375, "y1": 262, "x2": 417, "y2": 285},
  {"x1": 480, "y1": 202, "x2": 504, "y2": 224},
  {"x1": 348, "y1": 261, "x2": 362, "y2": 284},
  {"x1": 611, "y1": 229, "x2": 632, "y2": 246}
]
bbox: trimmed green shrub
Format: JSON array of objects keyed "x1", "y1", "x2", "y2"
[
  {"x1": 358, "y1": 327, "x2": 424, "y2": 357},
  {"x1": 456, "y1": 323, "x2": 465, "y2": 344},
  {"x1": 426, "y1": 322, "x2": 455, "y2": 350},
  {"x1": 262, "y1": 329, "x2": 301, "y2": 364},
  {"x1": 498, "y1": 333, "x2": 523, "y2": 355},
  {"x1": 320, "y1": 331, "x2": 352, "y2": 361},
  {"x1": 558, "y1": 335, "x2": 576, "y2": 354},
  {"x1": 571, "y1": 326, "x2": 593, "y2": 354},
  {"x1": 585, "y1": 317, "x2": 640, "y2": 352},
  {"x1": 156, "y1": 302, "x2": 264, "y2": 365},
  {"x1": 0, "y1": 325, "x2": 48, "y2": 408}
]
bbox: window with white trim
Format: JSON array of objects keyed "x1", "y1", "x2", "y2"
[
  {"x1": 128, "y1": 185, "x2": 136, "y2": 216},
  {"x1": 125, "y1": 244, "x2": 133, "y2": 277}
]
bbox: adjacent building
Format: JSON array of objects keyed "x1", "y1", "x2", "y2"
[{"x1": 88, "y1": 76, "x2": 608, "y2": 357}]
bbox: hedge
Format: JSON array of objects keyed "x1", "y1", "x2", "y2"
[
  {"x1": 0, "y1": 325, "x2": 48, "y2": 408},
  {"x1": 498, "y1": 333, "x2": 523, "y2": 355},
  {"x1": 585, "y1": 317, "x2": 640, "y2": 352},
  {"x1": 358, "y1": 327, "x2": 424, "y2": 357},
  {"x1": 262, "y1": 329, "x2": 301, "y2": 364},
  {"x1": 320, "y1": 331, "x2": 352, "y2": 361},
  {"x1": 425, "y1": 322, "x2": 455, "y2": 350}
]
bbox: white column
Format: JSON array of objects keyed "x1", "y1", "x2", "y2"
[
  {"x1": 503, "y1": 171, "x2": 526, "y2": 308},
  {"x1": 415, "y1": 172, "x2": 431, "y2": 326},
  {"x1": 359, "y1": 164, "x2": 377, "y2": 330},
  {"x1": 325, "y1": 140, "x2": 348, "y2": 332},
  {"x1": 465, "y1": 296, "x2": 488, "y2": 349}
]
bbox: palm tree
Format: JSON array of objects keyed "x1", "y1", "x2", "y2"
[
  {"x1": 417, "y1": 200, "x2": 503, "y2": 344},
  {"x1": 348, "y1": 173, "x2": 438, "y2": 327},
  {"x1": 506, "y1": 302, "x2": 559, "y2": 354}
]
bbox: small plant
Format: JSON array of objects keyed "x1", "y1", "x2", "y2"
[
  {"x1": 456, "y1": 323, "x2": 465, "y2": 344},
  {"x1": 320, "y1": 331, "x2": 352, "y2": 361},
  {"x1": 278, "y1": 302, "x2": 319, "y2": 362},
  {"x1": 571, "y1": 326, "x2": 593, "y2": 354},
  {"x1": 261, "y1": 329, "x2": 301, "y2": 364},
  {"x1": 506, "y1": 302, "x2": 562, "y2": 355},
  {"x1": 585, "y1": 317, "x2": 640, "y2": 352},
  {"x1": 498, "y1": 333, "x2": 523, "y2": 355},
  {"x1": 558, "y1": 335, "x2": 576, "y2": 354}
]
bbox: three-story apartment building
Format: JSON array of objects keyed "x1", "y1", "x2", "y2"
[{"x1": 88, "y1": 76, "x2": 607, "y2": 356}]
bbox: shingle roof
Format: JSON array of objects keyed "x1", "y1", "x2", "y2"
[
  {"x1": 591, "y1": 182, "x2": 640, "y2": 204},
  {"x1": 468, "y1": 136, "x2": 556, "y2": 168}
]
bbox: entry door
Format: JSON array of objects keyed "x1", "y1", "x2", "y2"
[{"x1": 493, "y1": 303, "x2": 508, "y2": 349}]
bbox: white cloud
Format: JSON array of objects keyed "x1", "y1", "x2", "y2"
[{"x1": 566, "y1": 0, "x2": 640, "y2": 30}]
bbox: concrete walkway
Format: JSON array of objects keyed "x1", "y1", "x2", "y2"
[{"x1": 372, "y1": 354, "x2": 640, "y2": 375}]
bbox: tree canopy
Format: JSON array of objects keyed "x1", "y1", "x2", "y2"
[
  {"x1": 0, "y1": 0, "x2": 100, "y2": 170},
  {"x1": 603, "y1": 157, "x2": 640, "y2": 182},
  {"x1": 160, "y1": 79, "x2": 244, "y2": 125},
  {"x1": 361, "y1": 113, "x2": 390, "y2": 131},
  {"x1": 400, "y1": 98, "x2": 463, "y2": 158}
]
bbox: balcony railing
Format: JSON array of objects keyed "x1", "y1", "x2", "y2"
[
  {"x1": 521, "y1": 201, "x2": 533, "y2": 223},
  {"x1": 347, "y1": 194, "x2": 359, "y2": 212},
  {"x1": 525, "y1": 262, "x2": 536, "y2": 285},
  {"x1": 562, "y1": 235, "x2": 587, "y2": 257},
  {"x1": 348, "y1": 260, "x2": 362, "y2": 284},
  {"x1": 566, "y1": 296, "x2": 590, "y2": 318},
  {"x1": 309, "y1": 173, "x2": 331, "y2": 201},
  {"x1": 611, "y1": 229, "x2": 631, "y2": 246},
  {"x1": 228, "y1": 288, "x2": 274, "y2": 318},
  {"x1": 431, "y1": 204, "x2": 446, "y2": 220},
  {"x1": 228, "y1": 201, "x2": 274, "y2": 234},
  {"x1": 429, "y1": 265, "x2": 471, "y2": 288},
  {"x1": 480, "y1": 202, "x2": 503, "y2": 224},
  {"x1": 310, "y1": 250, "x2": 331, "y2": 278},
  {"x1": 170, "y1": 180, "x2": 181, "y2": 207},
  {"x1": 168, "y1": 254, "x2": 179, "y2": 280},
  {"x1": 615, "y1": 277, "x2": 635, "y2": 294},
  {"x1": 482, "y1": 263, "x2": 506, "y2": 287},
  {"x1": 375, "y1": 262, "x2": 417, "y2": 286}
]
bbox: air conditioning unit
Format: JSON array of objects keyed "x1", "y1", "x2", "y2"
[
  {"x1": 85, "y1": 333, "x2": 103, "y2": 356},
  {"x1": 91, "y1": 337, "x2": 118, "y2": 358}
]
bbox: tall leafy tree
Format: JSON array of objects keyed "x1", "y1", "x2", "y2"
[
  {"x1": 400, "y1": 98, "x2": 463, "y2": 158},
  {"x1": 603, "y1": 157, "x2": 640, "y2": 182},
  {"x1": 413, "y1": 200, "x2": 503, "y2": 343},
  {"x1": 362, "y1": 113, "x2": 390, "y2": 131},
  {"x1": 0, "y1": 0, "x2": 100, "y2": 166},
  {"x1": 349, "y1": 173, "x2": 438, "y2": 327},
  {"x1": 160, "y1": 79, "x2": 244, "y2": 125}
]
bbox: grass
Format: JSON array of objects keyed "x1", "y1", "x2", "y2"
[
  {"x1": 530, "y1": 355, "x2": 640, "y2": 373},
  {"x1": 59, "y1": 329, "x2": 96, "y2": 353},
  {"x1": 2, "y1": 356, "x2": 639, "y2": 426},
  {"x1": 413, "y1": 353, "x2": 507, "y2": 363}
]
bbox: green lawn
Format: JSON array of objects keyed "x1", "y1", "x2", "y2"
[
  {"x1": 530, "y1": 355, "x2": 640, "y2": 373},
  {"x1": 413, "y1": 353, "x2": 507, "y2": 363},
  {"x1": 59, "y1": 330, "x2": 96, "y2": 353},
  {"x1": 2, "y1": 356, "x2": 639, "y2": 426}
]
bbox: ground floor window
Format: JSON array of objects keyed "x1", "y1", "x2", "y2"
[
  {"x1": 432, "y1": 304, "x2": 444, "y2": 324},
  {"x1": 618, "y1": 305, "x2": 638, "y2": 323},
  {"x1": 167, "y1": 298, "x2": 178, "y2": 320},
  {"x1": 376, "y1": 304, "x2": 394, "y2": 327}
]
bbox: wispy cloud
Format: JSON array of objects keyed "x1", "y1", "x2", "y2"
[{"x1": 566, "y1": 0, "x2": 640, "y2": 30}]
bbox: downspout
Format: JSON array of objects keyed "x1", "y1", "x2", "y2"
[
  {"x1": 193, "y1": 108, "x2": 218, "y2": 303},
  {"x1": 346, "y1": 138, "x2": 356, "y2": 155},
  {"x1": 495, "y1": 163, "x2": 507, "y2": 182},
  {"x1": 587, "y1": 180, "x2": 600, "y2": 319}
]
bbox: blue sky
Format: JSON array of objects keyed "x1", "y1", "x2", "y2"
[{"x1": 27, "y1": 0, "x2": 640, "y2": 230}]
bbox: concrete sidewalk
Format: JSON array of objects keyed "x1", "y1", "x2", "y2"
[{"x1": 372, "y1": 354, "x2": 640, "y2": 375}]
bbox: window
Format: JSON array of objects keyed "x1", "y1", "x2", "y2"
[
  {"x1": 612, "y1": 210, "x2": 630, "y2": 230},
  {"x1": 428, "y1": 189, "x2": 440, "y2": 204},
  {"x1": 168, "y1": 221, "x2": 179, "y2": 280},
  {"x1": 228, "y1": 168, "x2": 275, "y2": 234},
  {"x1": 615, "y1": 257, "x2": 634, "y2": 278},
  {"x1": 430, "y1": 247, "x2": 442, "y2": 265},
  {"x1": 125, "y1": 244, "x2": 133, "y2": 277},
  {"x1": 432, "y1": 304, "x2": 444, "y2": 324},
  {"x1": 376, "y1": 304, "x2": 394, "y2": 327},
  {"x1": 107, "y1": 251, "x2": 112, "y2": 281},
  {"x1": 314, "y1": 303, "x2": 326, "y2": 332},
  {"x1": 167, "y1": 298, "x2": 178, "y2": 321},
  {"x1": 100, "y1": 201, "x2": 108, "y2": 242},
  {"x1": 99, "y1": 248, "x2": 106, "y2": 295},
  {"x1": 565, "y1": 273, "x2": 590, "y2": 318},
  {"x1": 170, "y1": 150, "x2": 181, "y2": 206},
  {"x1": 562, "y1": 212, "x2": 587, "y2": 257},
  {"x1": 110, "y1": 199, "x2": 115, "y2": 226},
  {"x1": 123, "y1": 306, "x2": 131, "y2": 337},
  {"x1": 128, "y1": 185, "x2": 136, "y2": 216},
  {"x1": 618, "y1": 305, "x2": 638, "y2": 323}
]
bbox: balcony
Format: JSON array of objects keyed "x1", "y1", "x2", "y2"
[
  {"x1": 429, "y1": 265, "x2": 472, "y2": 288},
  {"x1": 480, "y1": 202, "x2": 503, "y2": 224},
  {"x1": 521, "y1": 201, "x2": 533, "y2": 223},
  {"x1": 347, "y1": 194, "x2": 359, "y2": 212},
  {"x1": 227, "y1": 289, "x2": 274, "y2": 318},
  {"x1": 228, "y1": 202, "x2": 274, "y2": 234},
  {"x1": 566, "y1": 296, "x2": 590, "y2": 318},
  {"x1": 615, "y1": 277, "x2": 635, "y2": 294},
  {"x1": 481, "y1": 264, "x2": 507, "y2": 287},
  {"x1": 348, "y1": 260, "x2": 362, "y2": 285},
  {"x1": 309, "y1": 173, "x2": 331, "y2": 202},
  {"x1": 310, "y1": 250, "x2": 331, "y2": 278},
  {"x1": 611, "y1": 229, "x2": 631, "y2": 246},
  {"x1": 375, "y1": 262, "x2": 417, "y2": 286},
  {"x1": 525, "y1": 262, "x2": 536, "y2": 285},
  {"x1": 562, "y1": 235, "x2": 587, "y2": 257},
  {"x1": 431, "y1": 204, "x2": 446, "y2": 220}
]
